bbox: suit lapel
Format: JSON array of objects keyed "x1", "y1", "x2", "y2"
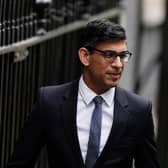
[
  {"x1": 109, "y1": 87, "x2": 129, "y2": 143},
  {"x1": 61, "y1": 80, "x2": 84, "y2": 167},
  {"x1": 95, "y1": 87, "x2": 130, "y2": 165}
]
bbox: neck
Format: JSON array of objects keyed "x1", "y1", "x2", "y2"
[{"x1": 82, "y1": 74, "x2": 110, "y2": 95}]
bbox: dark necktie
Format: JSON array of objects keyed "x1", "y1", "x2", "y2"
[{"x1": 85, "y1": 96, "x2": 103, "y2": 168}]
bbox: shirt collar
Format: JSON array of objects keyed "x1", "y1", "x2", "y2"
[{"x1": 79, "y1": 76, "x2": 115, "y2": 106}]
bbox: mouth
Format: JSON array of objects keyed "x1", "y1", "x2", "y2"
[
  {"x1": 106, "y1": 72, "x2": 121, "y2": 80},
  {"x1": 112, "y1": 73, "x2": 121, "y2": 79}
]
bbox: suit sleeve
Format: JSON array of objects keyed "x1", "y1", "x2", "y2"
[
  {"x1": 6, "y1": 88, "x2": 45, "y2": 168},
  {"x1": 134, "y1": 101, "x2": 160, "y2": 168}
]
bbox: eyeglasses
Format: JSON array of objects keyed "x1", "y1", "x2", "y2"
[{"x1": 87, "y1": 46, "x2": 132, "y2": 63}]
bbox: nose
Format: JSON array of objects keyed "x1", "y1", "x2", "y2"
[{"x1": 111, "y1": 56, "x2": 123, "y2": 68}]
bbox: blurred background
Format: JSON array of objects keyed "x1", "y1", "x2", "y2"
[{"x1": 0, "y1": 0, "x2": 168, "y2": 167}]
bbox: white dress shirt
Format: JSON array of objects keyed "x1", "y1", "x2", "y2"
[{"x1": 77, "y1": 76, "x2": 115, "y2": 161}]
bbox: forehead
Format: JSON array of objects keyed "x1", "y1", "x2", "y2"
[{"x1": 96, "y1": 40, "x2": 127, "y2": 51}]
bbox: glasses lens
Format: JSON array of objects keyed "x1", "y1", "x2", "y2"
[
  {"x1": 125, "y1": 52, "x2": 132, "y2": 62},
  {"x1": 104, "y1": 51, "x2": 131, "y2": 62},
  {"x1": 103, "y1": 51, "x2": 116, "y2": 57}
]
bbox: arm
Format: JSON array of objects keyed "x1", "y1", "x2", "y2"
[
  {"x1": 134, "y1": 102, "x2": 160, "y2": 168},
  {"x1": 6, "y1": 89, "x2": 45, "y2": 168}
]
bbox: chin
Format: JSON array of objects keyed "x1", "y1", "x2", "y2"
[
  {"x1": 103, "y1": 83, "x2": 117, "y2": 90},
  {"x1": 105, "y1": 79, "x2": 119, "y2": 88}
]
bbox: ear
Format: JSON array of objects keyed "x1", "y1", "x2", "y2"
[{"x1": 78, "y1": 47, "x2": 90, "y2": 66}]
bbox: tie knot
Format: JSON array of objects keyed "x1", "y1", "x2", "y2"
[{"x1": 93, "y1": 96, "x2": 103, "y2": 105}]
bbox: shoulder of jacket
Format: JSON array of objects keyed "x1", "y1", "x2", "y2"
[
  {"x1": 116, "y1": 87, "x2": 151, "y2": 106},
  {"x1": 38, "y1": 79, "x2": 79, "y2": 99}
]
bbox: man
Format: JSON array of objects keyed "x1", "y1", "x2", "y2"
[{"x1": 6, "y1": 19, "x2": 159, "y2": 168}]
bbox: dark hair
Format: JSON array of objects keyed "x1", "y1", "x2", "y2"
[{"x1": 82, "y1": 19, "x2": 126, "y2": 49}]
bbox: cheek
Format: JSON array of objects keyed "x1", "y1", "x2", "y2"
[
  {"x1": 93, "y1": 58, "x2": 108, "y2": 69},
  {"x1": 91, "y1": 63, "x2": 108, "y2": 78},
  {"x1": 89, "y1": 57, "x2": 109, "y2": 76}
]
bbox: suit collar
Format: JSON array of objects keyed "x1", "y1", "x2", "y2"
[
  {"x1": 62, "y1": 79, "x2": 79, "y2": 100},
  {"x1": 115, "y1": 86, "x2": 128, "y2": 108}
]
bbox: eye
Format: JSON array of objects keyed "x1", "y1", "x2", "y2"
[
  {"x1": 103, "y1": 50, "x2": 116, "y2": 57},
  {"x1": 118, "y1": 53, "x2": 127, "y2": 58},
  {"x1": 118, "y1": 51, "x2": 131, "y2": 58}
]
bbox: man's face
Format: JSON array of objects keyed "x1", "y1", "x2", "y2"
[{"x1": 79, "y1": 40, "x2": 127, "y2": 94}]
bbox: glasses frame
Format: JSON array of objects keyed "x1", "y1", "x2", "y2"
[{"x1": 86, "y1": 46, "x2": 132, "y2": 63}]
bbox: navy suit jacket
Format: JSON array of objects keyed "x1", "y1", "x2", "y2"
[{"x1": 6, "y1": 80, "x2": 159, "y2": 168}]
